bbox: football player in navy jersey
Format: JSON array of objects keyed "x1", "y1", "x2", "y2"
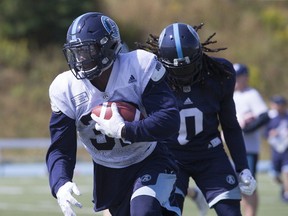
[
  {"x1": 137, "y1": 23, "x2": 256, "y2": 216},
  {"x1": 46, "y1": 12, "x2": 181, "y2": 216},
  {"x1": 264, "y1": 95, "x2": 288, "y2": 203}
]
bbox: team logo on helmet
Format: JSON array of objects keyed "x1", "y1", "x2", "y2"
[{"x1": 101, "y1": 16, "x2": 120, "y2": 39}]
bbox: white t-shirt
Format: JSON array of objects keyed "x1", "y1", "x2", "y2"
[{"x1": 233, "y1": 87, "x2": 268, "y2": 153}]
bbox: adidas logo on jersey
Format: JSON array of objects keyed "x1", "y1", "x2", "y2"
[
  {"x1": 128, "y1": 75, "x2": 137, "y2": 83},
  {"x1": 184, "y1": 98, "x2": 193, "y2": 105}
]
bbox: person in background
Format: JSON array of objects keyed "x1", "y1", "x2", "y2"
[
  {"x1": 46, "y1": 12, "x2": 181, "y2": 216},
  {"x1": 137, "y1": 22, "x2": 256, "y2": 216},
  {"x1": 233, "y1": 63, "x2": 270, "y2": 216},
  {"x1": 264, "y1": 95, "x2": 288, "y2": 203}
]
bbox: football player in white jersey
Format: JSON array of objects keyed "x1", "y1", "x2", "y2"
[
  {"x1": 233, "y1": 63, "x2": 270, "y2": 216},
  {"x1": 46, "y1": 12, "x2": 181, "y2": 216}
]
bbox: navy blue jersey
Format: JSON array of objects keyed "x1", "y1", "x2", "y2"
[
  {"x1": 165, "y1": 57, "x2": 248, "y2": 172},
  {"x1": 264, "y1": 111, "x2": 288, "y2": 153}
]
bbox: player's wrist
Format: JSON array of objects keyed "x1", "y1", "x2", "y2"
[
  {"x1": 116, "y1": 122, "x2": 124, "y2": 138},
  {"x1": 120, "y1": 125, "x2": 131, "y2": 144}
]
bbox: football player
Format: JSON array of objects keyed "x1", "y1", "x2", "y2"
[
  {"x1": 46, "y1": 12, "x2": 181, "y2": 216},
  {"x1": 137, "y1": 23, "x2": 257, "y2": 215},
  {"x1": 264, "y1": 95, "x2": 288, "y2": 203},
  {"x1": 233, "y1": 63, "x2": 270, "y2": 216}
]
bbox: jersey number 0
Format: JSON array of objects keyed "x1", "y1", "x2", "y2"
[{"x1": 178, "y1": 107, "x2": 203, "y2": 145}]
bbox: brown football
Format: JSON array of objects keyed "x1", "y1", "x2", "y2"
[{"x1": 92, "y1": 101, "x2": 143, "y2": 122}]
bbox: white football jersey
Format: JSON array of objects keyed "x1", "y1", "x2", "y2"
[
  {"x1": 49, "y1": 50, "x2": 166, "y2": 168},
  {"x1": 233, "y1": 87, "x2": 268, "y2": 153}
]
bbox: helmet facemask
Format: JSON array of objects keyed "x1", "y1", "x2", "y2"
[
  {"x1": 163, "y1": 53, "x2": 203, "y2": 88},
  {"x1": 63, "y1": 37, "x2": 121, "y2": 80}
]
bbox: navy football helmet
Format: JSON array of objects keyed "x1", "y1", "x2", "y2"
[
  {"x1": 158, "y1": 23, "x2": 203, "y2": 87},
  {"x1": 63, "y1": 12, "x2": 122, "y2": 80}
]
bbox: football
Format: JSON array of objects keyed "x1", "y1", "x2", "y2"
[{"x1": 92, "y1": 101, "x2": 143, "y2": 122}]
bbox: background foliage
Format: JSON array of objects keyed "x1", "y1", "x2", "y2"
[{"x1": 1, "y1": 0, "x2": 287, "y2": 142}]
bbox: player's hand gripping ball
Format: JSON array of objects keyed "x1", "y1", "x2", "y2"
[
  {"x1": 92, "y1": 101, "x2": 143, "y2": 122},
  {"x1": 91, "y1": 102, "x2": 143, "y2": 138}
]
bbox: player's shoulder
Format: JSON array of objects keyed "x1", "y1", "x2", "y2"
[
  {"x1": 119, "y1": 49, "x2": 165, "y2": 82},
  {"x1": 211, "y1": 57, "x2": 235, "y2": 74},
  {"x1": 49, "y1": 70, "x2": 77, "y2": 95},
  {"x1": 122, "y1": 49, "x2": 157, "y2": 64},
  {"x1": 245, "y1": 87, "x2": 262, "y2": 97},
  {"x1": 50, "y1": 70, "x2": 73, "y2": 86},
  {"x1": 205, "y1": 56, "x2": 235, "y2": 89}
]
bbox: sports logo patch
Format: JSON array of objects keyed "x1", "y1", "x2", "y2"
[
  {"x1": 71, "y1": 92, "x2": 89, "y2": 107},
  {"x1": 128, "y1": 75, "x2": 137, "y2": 83},
  {"x1": 141, "y1": 174, "x2": 152, "y2": 182},
  {"x1": 101, "y1": 16, "x2": 120, "y2": 39},
  {"x1": 151, "y1": 61, "x2": 165, "y2": 82},
  {"x1": 226, "y1": 175, "x2": 236, "y2": 185}
]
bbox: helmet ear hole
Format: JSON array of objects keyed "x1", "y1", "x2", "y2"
[
  {"x1": 63, "y1": 12, "x2": 122, "y2": 80},
  {"x1": 158, "y1": 23, "x2": 203, "y2": 87}
]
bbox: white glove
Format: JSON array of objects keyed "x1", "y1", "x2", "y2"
[
  {"x1": 91, "y1": 102, "x2": 125, "y2": 138},
  {"x1": 56, "y1": 182, "x2": 82, "y2": 216},
  {"x1": 238, "y1": 169, "x2": 257, "y2": 196}
]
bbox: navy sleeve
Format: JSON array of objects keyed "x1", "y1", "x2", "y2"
[
  {"x1": 46, "y1": 111, "x2": 77, "y2": 198},
  {"x1": 124, "y1": 79, "x2": 180, "y2": 143},
  {"x1": 243, "y1": 112, "x2": 270, "y2": 133},
  {"x1": 218, "y1": 62, "x2": 249, "y2": 172}
]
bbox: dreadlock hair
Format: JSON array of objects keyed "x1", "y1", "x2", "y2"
[{"x1": 135, "y1": 23, "x2": 233, "y2": 85}]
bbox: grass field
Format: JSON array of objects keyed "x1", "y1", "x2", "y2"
[{"x1": 0, "y1": 173, "x2": 287, "y2": 216}]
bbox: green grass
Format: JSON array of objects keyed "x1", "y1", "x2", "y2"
[{"x1": 0, "y1": 173, "x2": 287, "y2": 216}]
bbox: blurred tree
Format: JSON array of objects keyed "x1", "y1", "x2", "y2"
[{"x1": 0, "y1": 0, "x2": 103, "y2": 47}]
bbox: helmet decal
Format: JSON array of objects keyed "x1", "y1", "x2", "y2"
[
  {"x1": 173, "y1": 23, "x2": 183, "y2": 59},
  {"x1": 187, "y1": 25, "x2": 200, "y2": 41},
  {"x1": 158, "y1": 29, "x2": 165, "y2": 48},
  {"x1": 70, "y1": 13, "x2": 87, "y2": 41},
  {"x1": 101, "y1": 16, "x2": 120, "y2": 39}
]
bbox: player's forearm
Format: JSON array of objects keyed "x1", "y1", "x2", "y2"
[
  {"x1": 124, "y1": 79, "x2": 180, "y2": 143},
  {"x1": 46, "y1": 139, "x2": 77, "y2": 197},
  {"x1": 47, "y1": 112, "x2": 77, "y2": 197},
  {"x1": 242, "y1": 112, "x2": 270, "y2": 133},
  {"x1": 223, "y1": 128, "x2": 249, "y2": 172},
  {"x1": 124, "y1": 107, "x2": 180, "y2": 142}
]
